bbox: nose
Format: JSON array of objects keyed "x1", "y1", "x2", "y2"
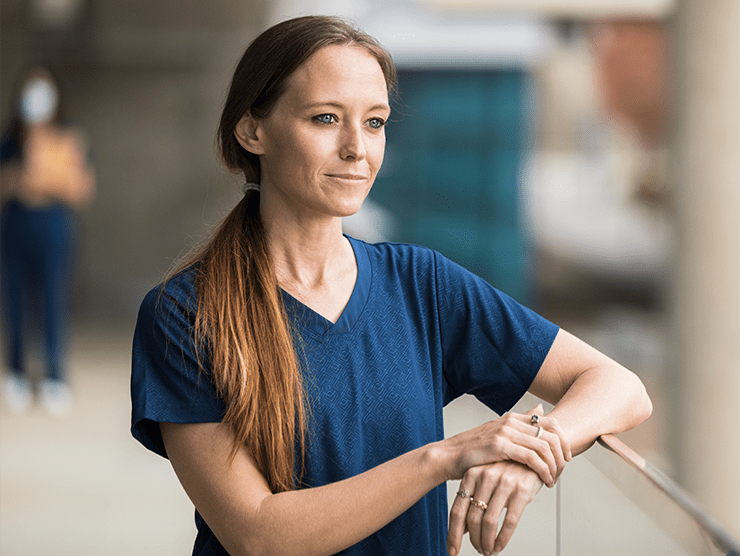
[{"x1": 339, "y1": 123, "x2": 366, "y2": 161}]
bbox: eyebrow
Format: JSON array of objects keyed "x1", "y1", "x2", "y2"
[{"x1": 300, "y1": 101, "x2": 391, "y2": 113}]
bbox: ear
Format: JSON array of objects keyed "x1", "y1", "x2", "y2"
[{"x1": 233, "y1": 112, "x2": 265, "y2": 155}]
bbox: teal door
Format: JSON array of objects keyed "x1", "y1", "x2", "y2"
[{"x1": 370, "y1": 69, "x2": 530, "y2": 303}]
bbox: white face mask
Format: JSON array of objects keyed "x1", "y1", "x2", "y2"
[{"x1": 20, "y1": 77, "x2": 59, "y2": 124}]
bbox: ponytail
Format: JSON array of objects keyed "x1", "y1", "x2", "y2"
[{"x1": 189, "y1": 190, "x2": 306, "y2": 492}]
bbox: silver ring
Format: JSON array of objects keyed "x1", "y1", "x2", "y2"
[
  {"x1": 536, "y1": 426, "x2": 544, "y2": 439},
  {"x1": 470, "y1": 498, "x2": 488, "y2": 511},
  {"x1": 530, "y1": 414, "x2": 540, "y2": 426},
  {"x1": 457, "y1": 489, "x2": 471, "y2": 499}
]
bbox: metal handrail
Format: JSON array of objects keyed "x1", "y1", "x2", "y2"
[{"x1": 584, "y1": 434, "x2": 740, "y2": 556}]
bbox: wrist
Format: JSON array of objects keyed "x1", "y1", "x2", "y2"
[{"x1": 424, "y1": 439, "x2": 455, "y2": 484}]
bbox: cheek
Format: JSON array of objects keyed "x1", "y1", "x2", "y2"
[{"x1": 369, "y1": 135, "x2": 386, "y2": 170}]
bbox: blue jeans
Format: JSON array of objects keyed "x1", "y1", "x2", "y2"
[{"x1": 1, "y1": 200, "x2": 76, "y2": 381}]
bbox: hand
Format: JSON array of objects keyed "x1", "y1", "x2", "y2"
[
  {"x1": 522, "y1": 404, "x2": 572, "y2": 483},
  {"x1": 443, "y1": 405, "x2": 571, "y2": 488},
  {"x1": 447, "y1": 461, "x2": 543, "y2": 556}
]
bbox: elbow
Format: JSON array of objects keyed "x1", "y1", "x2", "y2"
[
  {"x1": 630, "y1": 372, "x2": 654, "y2": 428},
  {"x1": 211, "y1": 523, "x2": 275, "y2": 556},
  {"x1": 640, "y1": 384, "x2": 653, "y2": 423}
]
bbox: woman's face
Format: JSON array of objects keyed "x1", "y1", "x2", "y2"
[{"x1": 236, "y1": 44, "x2": 391, "y2": 222}]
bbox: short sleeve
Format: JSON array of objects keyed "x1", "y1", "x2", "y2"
[
  {"x1": 130, "y1": 268, "x2": 224, "y2": 458},
  {"x1": 435, "y1": 252, "x2": 559, "y2": 414}
]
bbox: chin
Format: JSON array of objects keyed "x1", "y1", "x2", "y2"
[{"x1": 328, "y1": 193, "x2": 370, "y2": 218}]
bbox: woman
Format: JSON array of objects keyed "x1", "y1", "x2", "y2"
[
  {"x1": 1, "y1": 65, "x2": 94, "y2": 415},
  {"x1": 130, "y1": 16, "x2": 651, "y2": 556}
]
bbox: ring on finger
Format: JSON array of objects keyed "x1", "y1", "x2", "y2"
[
  {"x1": 457, "y1": 489, "x2": 471, "y2": 499},
  {"x1": 470, "y1": 498, "x2": 488, "y2": 511},
  {"x1": 536, "y1": 426, "x2": 544, "y2": 439},
  {"x1": 530, "y1": 414, "x2": 540, "y2": 426}
]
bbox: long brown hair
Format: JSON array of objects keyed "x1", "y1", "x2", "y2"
[{"x1": 183, "y1": 16, "x2": 396, "y2": 493}]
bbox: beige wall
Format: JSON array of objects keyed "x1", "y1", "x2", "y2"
[{"x1": 671, "y1": 0, "x2": 740, "y2": 539}]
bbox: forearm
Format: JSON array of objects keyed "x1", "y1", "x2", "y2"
[
  {"x1": 163, "y1": 421, "x2": 452, "y2": 556},
  {"x1": 164, "y1": 410, "x2": 564, "y2": 556},
  {"x1": 545, "y1": 359, "x2": 652, "y2": 456},
  {"x1": 530, "y1": 329, "x2": 653, "y2": 456},
  {"x1": 249, "y1": 445, "x2": 445, "y2": 556}
]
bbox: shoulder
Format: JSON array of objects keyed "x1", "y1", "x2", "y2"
[
  {"x1": 350, "y1": 236, "x2": 439, "y2": 274},
  {"x1": 137, "y1": 265, "x2": 200, "y2": 333}
]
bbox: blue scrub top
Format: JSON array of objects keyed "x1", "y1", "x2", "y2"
[{"x1": 131, "y1": 236, "x2": 559, "y2": 555}]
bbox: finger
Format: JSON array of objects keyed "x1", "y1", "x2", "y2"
[
  {"x1": 500, "y1": 441, "x2": 554, "y2": 486},
  {"x1": 522, "y1": 404, "x2": 544, "y2": 417},
  {"x1": 447, "y1": 481, "x2": 474, "y2": 556},
  {"x1": 539, "y1": 428, "x2": 566, "y2": 482},
  {"x1": 466, "y1": 492, "x2": 489, "y2": 553},
  {"x1": 507, "y1": 406, "x2": 543, "y2": 428},
  {"x1": 505, "y1": 414, "x2": 561, "y2": 475},
  {"x1": 510, "y1": 425, "x2": 560, "y2": 486},
  {"x1": 464, "y1": 470, "x2": 496, "y2": 553},
  {"x1": 479, "y1": 475, "x2": 512, "y2": 555},
  {"x1": 543, "y1": 415, "x2": 572, "y2": 461},
  {"x1": 494, "y1": 417, "x2": 560, "y2": 483},
  {"x1": 493, "y1": 489, "x2": 531, "y2": 554}
]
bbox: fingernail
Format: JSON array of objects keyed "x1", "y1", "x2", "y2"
[{"x1": 447, "y1": 547, "x2": 457, "y2": 556}]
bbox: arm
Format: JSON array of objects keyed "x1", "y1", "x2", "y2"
[
  {"x1": 447, "y1": 328, "x2": 653, "y2": 556},
  {"x1": 160, "y1": 406, "x2": 565, "y2": 556},
  {"x1": 529, "y1": 328, "x2": 653, "y2": 455}
]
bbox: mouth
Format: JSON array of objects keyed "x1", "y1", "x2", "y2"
[{"x1": 325, "y1": 173, "x2": 368, "y2": 181}]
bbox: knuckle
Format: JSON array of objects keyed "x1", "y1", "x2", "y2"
[
  {"x1": 481, "y1": 465, "x2": 499, "y2": 479},
  {"x1": 499, "y1": 474, "x2": 517, "y2": 491},
  {"x1": 503, "y1": 513, "x2": 521, "y2": 530},
  {"x1": 482, "y1": 511, "x2": 499, "y2": 526},
  {"x1": 450, "y1": 505, "x2": 466, "y2": 520}
]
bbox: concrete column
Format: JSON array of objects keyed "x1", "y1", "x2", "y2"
[{"x1": 671, "y1": 0, "x2": 740, "y2": 539}]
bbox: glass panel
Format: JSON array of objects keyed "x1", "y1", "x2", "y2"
[
  {"x1": 571, "y1": 437, "x2": 740, "y2": 556},
  {"x1": 559, "y1": 452, "x2": 694, "y2": 555},
  {"x1": 446, "y1": 394, "x2": 740, "y2": 556}
]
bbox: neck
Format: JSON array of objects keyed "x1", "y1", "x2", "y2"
[{"x1": 262, "y1": 205, "x2": 351, "y2": 294}]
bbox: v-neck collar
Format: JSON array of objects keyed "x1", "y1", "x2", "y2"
[{"x1": 281, "y1": 235, "x2": 371, "y2": 337}]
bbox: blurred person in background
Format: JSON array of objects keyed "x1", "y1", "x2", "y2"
[
  {"x1": 130, "y1": 16, "x2": 651, "y2": 556},
  {"x1": 0, "y1": 65, "x2": 95, "y2": 415}
]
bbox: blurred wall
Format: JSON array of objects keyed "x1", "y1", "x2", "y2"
[{"x1": 0, "y1": 0, "x2": 269, "y2": 324}]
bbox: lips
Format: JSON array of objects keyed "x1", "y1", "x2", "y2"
[{"x1": 326, "y1": 173, "x2": 368, "y2": 180}]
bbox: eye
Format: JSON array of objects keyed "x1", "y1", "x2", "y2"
[
  {"x1": 313, "y1": 114, "x2": 336, "y2": 125},
  {"x1": 367, "y1": 118, "x2": 386, "y2": 130}
]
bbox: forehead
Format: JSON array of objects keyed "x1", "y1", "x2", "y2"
[{"x1": 281, "y1": 44, "x2": 389, "y2": 109}]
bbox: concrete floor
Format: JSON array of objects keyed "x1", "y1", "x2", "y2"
[
  {"x1": 0, "y1": 325, "x2": 196, "y2": 556},
  {"x1": 0, "y1": 324, "x2": 675, "y2": 556}
]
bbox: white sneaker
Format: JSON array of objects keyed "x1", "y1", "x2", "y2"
[
  {"x1": 4, "y1": 374, "x2": 32, "y2": 414},
  {"x1": 39, "y1": 379, "x2": 73, "y2": 417}
]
